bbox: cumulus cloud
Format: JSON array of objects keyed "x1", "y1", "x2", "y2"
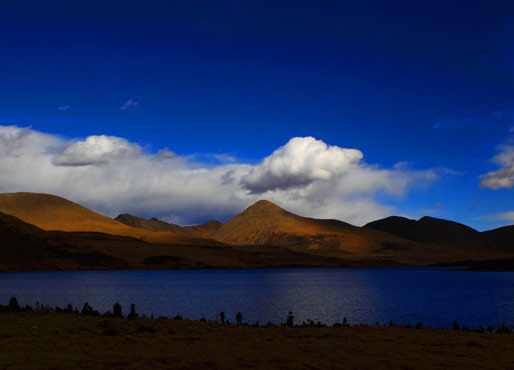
[
  {"x1": 480, "y1": 144, "x2": 514, "y2": 189},
  {"x1": 0, "y1": 126, "x2": 439, "y2": 225},
  {"x1": 242, "y1": 137, "x2": 363, "y2": 193},
  {"x1": 120, "y1": 98, "x2": 138, "y2": 111},
  {"x1": 53, "y1": 135, "x2": 141, "y2": 166}
]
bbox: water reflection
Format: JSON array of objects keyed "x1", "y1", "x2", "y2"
[{"x1": 0, "y1": 268, "x2": 512, "y2": 328}]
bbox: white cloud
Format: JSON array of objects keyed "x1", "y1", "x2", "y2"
[
  {"x1": 53, "y1": 135, "x2": 141, "y2": 166},
  {"x1": 0, "y1": 125, "x2": 61, "y2": 157},
  {"x1": 120, "y1": 98, "x2": 138, "y2": 111},
  {"x1": 242, "y1": 137, "x2": 363, "y2": 193},
  {"x1": 480, "y1": 144, "x2": 514, "y2": 189},
  {"x1": 0, "y1": 126, "x2": 439, "y2": 225},
  {"x1": 57, "y1": 105, "x2": 70, "y2": 111}
]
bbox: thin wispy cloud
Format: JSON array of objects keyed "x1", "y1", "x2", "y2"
[
  {"x1": 477, "y1": 211, "x2": 514, "y2": 222},
  {"x1": 494, "y1": 110, "x2": 514, "y2": 119},
  {"x1": 120, "y1": 99, "x2": 138, "y2": 111},
  {"x1": 433, "y1": 111, "x2": 514, "y2": 132},
  {"x1": 0, "y1": 125, "x2": 439, "y2": 225},
  {"x1": 57, "y1": 105, "x2": 70, "y2": 111},
  {"x1": 432, "y1": 117, "x2": 478, "y2": 130},
  {"x1": 188, "y1": 153, "x2": 238, "y2": 164},
  {"x1": 210, "y1": 153, "x2": 237, "y2": 163}
]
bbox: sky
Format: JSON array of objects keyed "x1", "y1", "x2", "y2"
[{"x1": 0, "y1": 0, "x2": 514, "y2": 230}]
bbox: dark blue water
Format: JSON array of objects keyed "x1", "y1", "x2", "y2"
[{"x1": 0, "y1": 268, "x2": 513, "y2": 329}]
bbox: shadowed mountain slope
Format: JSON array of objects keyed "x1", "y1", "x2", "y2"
[
  {"x1": 210, "y1": 200, "x2": 413, "y2": 254},
  {"x1": 481, "y1": 225, "x2": 514, "y2": 253},
  {"x1": 0, "y1": 193, "x2": 221, "y2": 246},
  {"x1": 0, "y1": 211, "x2": 122, "y2": 271},
  {"x1": 115, "y1": 214, "x2": 223, "y2": 238},
  {"x1": 364, "y1": 216, "x2": 493, "y2": 250}
]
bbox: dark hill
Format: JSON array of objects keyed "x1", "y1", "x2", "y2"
[
  {"x1": 362, "y1": 216, "x2": 421, "y2": 241},
  {"x1": 0, "y1": 212, "x2": 122, "y2": 271},
  {"x1": 482, "y1": 225, "x2": 514, "y2": 253},
  {"x1": 115, "y1": 214, "x2": 185, "y2": 233},
  {"x1": 364, "y1": 216, "x2": 492, "y2": 250}
]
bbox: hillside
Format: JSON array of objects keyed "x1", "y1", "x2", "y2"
[
  {"x1": 482, "y1": 225, "x2": 514, "y2": 253},
  {"x1": 364, "y1": 216, "x2": 493, "y2": 250},
  {"x1": 114, "y1": 214, "x2": 185, "y2": 233},
  {"x1": 115, "y1": 214, "x2": 222, "y2": 238},
  {"x1": 0, "y1": 211, "x2": 124, "y2": 271},
  {"x1": 210, "y1": 200, "x2": 414, "y2": 255},
  {"x1": 0, "y1": 193, "x2": 221, "y2": 246},
  {"x1": 209, "y1": 200, "x2": 511, "y2": 264},
  {"x1": 0, "y1": 211, "x2": 348, "y2": 272},
  {"x1": 1, "y1": 193, "x2": 511, "y2": 269}
]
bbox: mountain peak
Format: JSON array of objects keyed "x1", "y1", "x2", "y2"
[
  {"x1": 242, "y1": 200, "x2": 288, "y2": 216},
  {"x1": 252, "y1": 199, "x2": 279, "y2": 207}
]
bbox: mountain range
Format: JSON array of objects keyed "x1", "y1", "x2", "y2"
[{"x1": 0, "y1": 192, "x2": 512, "y2": 271}]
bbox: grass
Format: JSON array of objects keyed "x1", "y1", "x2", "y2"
[{"x1": 0, "y1": 313, "x2": 513, "y2": 369}]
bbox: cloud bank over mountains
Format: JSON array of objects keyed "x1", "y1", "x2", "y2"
[{"x1": 0, "y1": 125, "x2": 438, "y2": 225}]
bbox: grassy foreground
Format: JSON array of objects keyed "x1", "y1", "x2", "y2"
[{"x1": 0, "y1": 313, "x2": 513, "y2": 369}]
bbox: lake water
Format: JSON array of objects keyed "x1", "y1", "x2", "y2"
[{"x1": 0, "y1": 268, "x2": 513, "y2": 329}]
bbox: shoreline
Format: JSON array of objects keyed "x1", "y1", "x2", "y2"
[
  {"x1": 2, "y1": 297, "x2": 513, "y2": 333},
  {"x1": 2, "y1": 261, "x2": 513, "y2": 274},
  {"x1": 0, "y1": 311, "x2": 513, "y2": 369}
]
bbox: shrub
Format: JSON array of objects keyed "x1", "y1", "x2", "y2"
[{"x1": 8, "y1": 297, "x2": 20, "y2": 312}]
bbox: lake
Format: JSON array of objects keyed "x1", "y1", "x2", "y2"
[{"x1": 0, "y1": 268, "x2": 513, "y2": 329}]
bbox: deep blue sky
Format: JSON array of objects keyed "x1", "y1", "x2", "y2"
[{"x1": 1, "y1": 0, "x2": 514, "y2": 230}]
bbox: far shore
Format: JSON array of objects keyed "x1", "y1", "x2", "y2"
[{"x1": 2, "y1": 256, "x2": 514, "y2": 273}]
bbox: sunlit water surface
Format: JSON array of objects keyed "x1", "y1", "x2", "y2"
[{"x1": 0, "y1": 268, "x2": 513, "y2": 328}]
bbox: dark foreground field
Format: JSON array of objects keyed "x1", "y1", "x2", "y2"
[{"x1": 0, "y1": 313, "x2": 513, "y2": 369}]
